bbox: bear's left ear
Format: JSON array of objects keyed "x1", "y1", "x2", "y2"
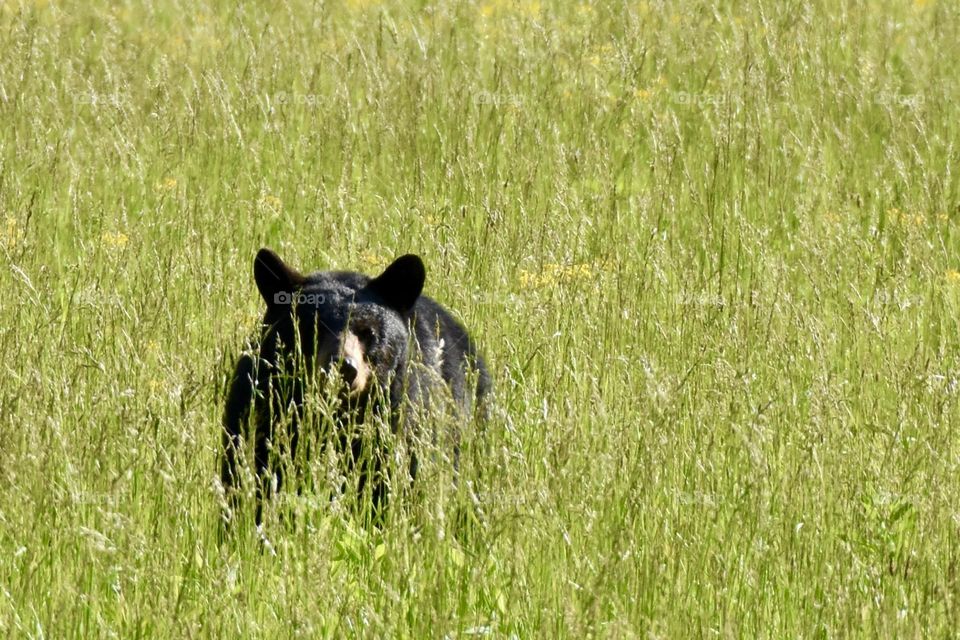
[
  {"x1": 254, "y1": 248, "x2": 306, "y2": 307},
  {"x1": 367, "y1": 254, "x2": 425, "y2": 314}
]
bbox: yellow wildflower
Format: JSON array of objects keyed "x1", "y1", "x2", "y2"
[
  {"x1": 101, "y1": 231, "x2": 129, "y2": 249},
  {"x1": 519, "y1": 262, "x2": 602, "y2": 289},
  {"x1": 518, "y1": 270, "x2": 539, "y2": 289},
  {"x1": 479, "y1": 0, "x2": 539, "y2": 19},
  {"x1": 156, "y1": 177, "x2": 178, "y2": 192},
  {"x1": 3, "y1": 217, "x2": 23, "y2": 248},
  {"x1": 259, "y1": 194, "x2": 282, "y2": 210},
  {"x1": 522, "y1": 1, "x2": 541, "y2": 17},
  {"x1": 946, "y1": 270, "x2": 960, "y2": 283},
  {"x1": 168, "y1": 36, "x2": 186, "y2": 56},
  {"x1": 889, "y1": 208, "x2": 926, "y2": 227},
  {"x1": 360, "y1": 252, "x2": 382, "y2": 270}
]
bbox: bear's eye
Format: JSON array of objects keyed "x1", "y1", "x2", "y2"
[{"x1": 354, "y1": 325, "x2": 376, "y2": 344}]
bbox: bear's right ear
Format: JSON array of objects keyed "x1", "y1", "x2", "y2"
[
  {"x1": 254, "y1": 248, "x2": 305, "y2": 307},
  {"x1": 367, "y1": 254, "x2": 425, "y2": 314}
]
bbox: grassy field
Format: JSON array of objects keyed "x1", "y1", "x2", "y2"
[{"x1": 2, "y1": 0, "x2": 960, "y2": 636}]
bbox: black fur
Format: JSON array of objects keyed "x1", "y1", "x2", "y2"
[{"x1": 220, "y1": 249, "x2": 490, "y2": 525}]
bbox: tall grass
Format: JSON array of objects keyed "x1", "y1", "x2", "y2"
[{"x1": 2, "y1": 0, "x2": 960, "y2": 636}]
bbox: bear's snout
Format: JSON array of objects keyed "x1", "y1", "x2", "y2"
[{"x1": 327, "y1": 330, "x2": 371, "y2": 396}]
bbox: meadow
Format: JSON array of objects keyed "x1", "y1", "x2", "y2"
[{"x1": 2, "y1": 0, "x2": 960, "y2": 636}]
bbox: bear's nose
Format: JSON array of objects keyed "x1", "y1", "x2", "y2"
[{"x1": 339, "y1": 357, "x2": 358, "y2": 385}]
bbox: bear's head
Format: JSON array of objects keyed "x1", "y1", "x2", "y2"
[{"x1": 253, "y1": 248, "x2": 425, "y2": 398}]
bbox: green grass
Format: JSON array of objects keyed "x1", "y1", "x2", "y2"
[{"x1": 2, "y1": 0, "x2": 960, "y2": 636}]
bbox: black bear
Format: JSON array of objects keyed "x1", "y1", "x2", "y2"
[{"x1": 220, "y1": 248, "x2": 490, "y2": 525}]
